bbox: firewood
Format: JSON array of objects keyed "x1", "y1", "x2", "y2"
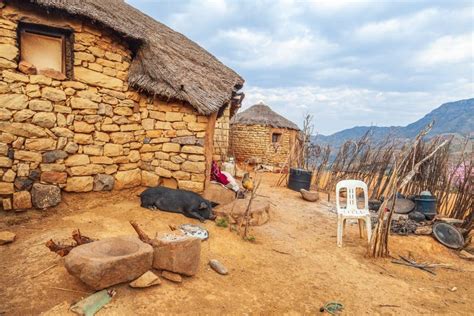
[{"x1": 129, "y1": 221, "x2": 153, "y2": 245}]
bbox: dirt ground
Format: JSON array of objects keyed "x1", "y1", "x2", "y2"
[{"x1": 0, "y1": 174, "x2": 473, "y2": 315}]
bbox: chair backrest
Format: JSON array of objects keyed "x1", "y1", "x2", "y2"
[{"x1": 336, "y1": 180, "x2": 368, "y2": 214}]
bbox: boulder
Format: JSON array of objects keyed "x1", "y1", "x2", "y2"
[
  {"x1": 152, "y1": 232, "x2": 201, "y2": 276},
  {"x1": 65, "y1": 236, "x2": 153, "y2": 290},
  {"x1": 0, "y1": 231, "x2": 16, "y2": 245},
  {"x1": 203, "y1": 182, "x2": 236, "y2": 206},
  {"x1": 129, "y1": 271, "x2": 161, "y2": 288},
  {"x1": 93, "y1": 174, "x2": 114, "y2": 191},
  {"x1": 31, "y1": 183, "x2": 61, "y2": 209},
  {"x1": 12, "y1": 191, "x2": 32, "y2": 210}
]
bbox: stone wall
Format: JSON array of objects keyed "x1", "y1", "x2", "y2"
[
  {"x1": 213, "y1": 105, "x2": 230, "y2": 161},
  {"x1": 230, "y1": 124, "x2": 298, "y2": 166},
  {"x1": 0, "y1": 4, "x2": 211, "y2": 211}
]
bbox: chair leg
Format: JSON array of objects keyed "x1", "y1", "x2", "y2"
[
  {"x1": 358, "y1": 219, "x2": 364, "y2": 238},
  {"x1": 337, "y1": 216, "x2": 343, "y2": 247},
  {"x1": 365, "y1": 216, "x2": 372, "y2": 244},
  {"x1": 343, "y1": 218, "x2": 346, "y2": 236}
]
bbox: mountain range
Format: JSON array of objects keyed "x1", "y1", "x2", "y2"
[{"x1": 313, "y1": 98, "x2": 473, "y2": 148}]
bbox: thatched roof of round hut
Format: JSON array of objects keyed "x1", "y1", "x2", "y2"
[
  {"x1": 231, "y1": 102, "x2": 300, "y2": 130},
  {"x1": 17, "y1": 0, "x2": 244, "y2": 115}
]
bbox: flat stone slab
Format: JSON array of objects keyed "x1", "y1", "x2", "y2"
[
  {"x1": 152, "y1": 232, "x2": 201, "y2": 276},
  {"x1": 129, "y1": 271, "x2": 161, "y2": 288},
  {"x1": 214, "y1": 198, "x2": 270, "y2": 226},
  {"x1": 65, "y1": 236, "x2": 153, "y2": 290}
]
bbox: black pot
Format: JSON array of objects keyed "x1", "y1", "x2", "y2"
[{"x1": 287, "y1": 168, "x2": 312, "y2": 192}]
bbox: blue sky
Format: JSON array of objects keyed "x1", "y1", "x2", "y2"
[{"x1": 127, "y1": 0, "x2": 473, "y2": 135}]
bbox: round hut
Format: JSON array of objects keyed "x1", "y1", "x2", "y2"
[{"x1": 230, "y1": 102, "x2": 300, "y2": 166}]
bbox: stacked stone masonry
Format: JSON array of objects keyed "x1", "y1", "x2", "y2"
[
  {"x1": 213, "y1": 105, "x2": 231, "y2": 161},
  {"x1": 230, "y1": 124, "x2": 298, "y2": 166},
  {"x1": 0, "y1": 4, "x2": 211, "y2": 211}
]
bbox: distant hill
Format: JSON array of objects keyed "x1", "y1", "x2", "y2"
[{"x1": 313, "y1": 98, "x2": 473, "y2": 147}]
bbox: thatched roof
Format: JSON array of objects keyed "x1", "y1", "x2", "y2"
[
  {"x1": 231, "y1": 102, "x2": 300, "y2": 130},
  {"x1": 16, "y1": 0, "x2": 244, "y2": 115}
]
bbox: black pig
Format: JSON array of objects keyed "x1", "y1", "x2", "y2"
[{"x1": 139, "y1": 186, "x2": 217, "y2": 222}]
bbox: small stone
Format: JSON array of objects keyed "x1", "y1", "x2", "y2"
[
  {"x1": 39, "y1": 68, "x2": 66, "y2": 80},
  {"x1": 114, "y1": 169, "x2": 141, "y2": 190},
  {"x1": 13, "y1": 191, "x2": 32, "y2": 210},
  {"x1": 29, "y1": 99, "x2": 53, "y2": 112},
  {"x1": 31, "y1": 183, "x2": 61, "y2": 209},
  {"x1": 41, "y1": 171, "x2": 67, "y2": 184},
  {"x1": 409, "y1": 211, "x2": 426, "y2": 222},
  {"x1": 65, "y1": 154, "x2": 90, "y2": 167},
  {"x1": 0, "y1": 182, "x2": 14, "y2": 194},
  {"x1": 2, "y1": 169, "x2": 16, "y2": 182},
  {"x1": 18, "y1": 60, "x2": 37, "y2": 75},
  {"x1": 141, "y1": 171, "x2": 160, "y2": 187},
  {"x1": 161, "y1": 271, "x2": 182, "y2": 283},
  {"x1": 65, "y1": 176, "x2": 93, "y2": 192},
  {"x1": 93, "y1": 174, "x2": 114, "y2": 191},
  {"x1": 0, "y1": 231, "x2": 16, "y2": 245},
  {"x1": 209, "y1": 259, "x2": 228, "y2": 275},
  {"x1": 32, "y1": 112, "x2": 56, "y2": 128},
  {"x1": 43, "y1": 150, "x2": 68, "y2": 163},
  {"x1": 42, "y1": 87, "x2": 66, "y2": 102},
  {"x1": 2, "y1": 198, "x2": 12, "y2": 211},
  {"x1": 129, "y1": 271, "x2": 161, "y2": 288},
  {"x1": 104, "y1": 144, "x2": 123, "y2": 157},
  {"x1": 14, "y1": 177, "x2": 33, "y2": 191},
  {"x1": 0, "y1": 94, "x2": 28, "y2": 110}
]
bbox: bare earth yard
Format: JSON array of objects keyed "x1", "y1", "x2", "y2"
[{"x1": 0, "y1": 174, "x2": 472, "y2": 315}]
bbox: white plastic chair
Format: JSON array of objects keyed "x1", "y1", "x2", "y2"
[{"x1": 336, "y1": 180, "x2": 372, "y2": 247}]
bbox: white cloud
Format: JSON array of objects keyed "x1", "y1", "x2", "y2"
[
  {"x1": 215, "y1": 27, "x2": 337, "y2": 69},
  {"x1": 354, "y1": 8, "x2": 439, "y2": 42},
  {"x1": 415, "y1": 33, "x2": 474, "y2": 67}
]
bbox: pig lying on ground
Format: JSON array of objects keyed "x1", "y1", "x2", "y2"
[{"x1": 140, "y1": 186, "x2": 217, "y2": 222}]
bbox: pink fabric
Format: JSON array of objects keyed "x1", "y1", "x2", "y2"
[{"x1": 211, "y1": 161, "x2": 229, "y2": 185}]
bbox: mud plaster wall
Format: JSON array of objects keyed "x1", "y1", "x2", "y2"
[
  {"x1": 230, "y1": 124, "x2": 298, "y2": 166},
  {"x1": 0, "y1": 4, "x2": 212, "y2": 211}
]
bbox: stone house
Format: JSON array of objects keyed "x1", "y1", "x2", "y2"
[
  {"x1": 0, "y1": 0, "x2": 244, "y2": 211},
  {"x1": 230, "y1": 102, "x2": 300, "y2": 167}
]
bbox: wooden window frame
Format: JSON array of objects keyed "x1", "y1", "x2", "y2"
[
  {"x1": 272, "y1": 132, "x2": 282, "y2": 143},
  {"x1": 18, "y1": 22, "x2": 74, "y2": 79}
]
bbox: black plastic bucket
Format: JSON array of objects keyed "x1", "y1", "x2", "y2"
[
  {"x1": 287, "y1": 168, "x2": 312, "y2": 192},
  {"x1": 413, "y1": 195, "x2": 437, "y2": 220}
]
